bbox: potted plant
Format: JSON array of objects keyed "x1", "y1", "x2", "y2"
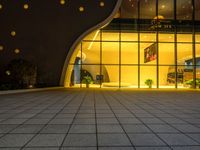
[
  {"x1": 82, "y1": 76, "x2": 93, "y2": 88},
  {"x1": 185, "y1": 79, "x2": 200, "y2": 88},
  {"x1": 145, "y1": 79, "x2": 153, "y2": 88}
]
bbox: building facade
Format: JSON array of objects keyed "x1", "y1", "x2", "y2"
[{"x1": 65, "y1": 0, "x2": 200, "y2": 89}]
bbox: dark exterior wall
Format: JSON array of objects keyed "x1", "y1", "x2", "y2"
[{"x1": 0, "y1": 0, "x2": 119, "y2": 87}]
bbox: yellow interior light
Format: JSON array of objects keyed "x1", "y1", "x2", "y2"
[{"x1": 88, "y1": 30, "x2": 100, "y2": 50}]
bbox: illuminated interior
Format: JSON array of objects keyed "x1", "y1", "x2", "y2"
[{"x1": 64, "y1": 0, "x2": 200, "y2": 88}]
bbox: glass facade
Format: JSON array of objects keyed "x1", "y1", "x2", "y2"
[{"x1": 65, "y1": 0, "x2": 200, "y2": 89}]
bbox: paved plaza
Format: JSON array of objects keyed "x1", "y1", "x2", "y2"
[{"x1": 0, "y1": 89, "x2": 200, "y2": 150}]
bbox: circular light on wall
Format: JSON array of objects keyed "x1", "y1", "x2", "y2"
[
  {"x1": 5, "y1": 70, "x2": 11, "y2": 76},
  {"x1": 11, "y1": 31, "x2": 16, "y2": 37},
  {"x1": 14, "y1": 48, "x2": 20, "y2": 54},
  {"x1": 0, "y1": 4, "x2": 3, "y2": 10},
  {"x1": 23, "y1": 4, "x2": 29, "y2": 10},
  {"x1": 100, "y1": 2, "x2": 105, "y2": 7},
  {"x1": 79, "y1": 6, "x2": 84, "y2": 12},
  {"x1": 60, "y1": 0, "x2": 65, "y2": 5},
  {"x1": 0, "y1": 45, "x2": 3, "y2": 51}
]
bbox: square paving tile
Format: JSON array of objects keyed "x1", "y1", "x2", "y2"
[
  {"x1": 24, "y1": 119, "x2": 50, "y2": 124},
  {"x1": 0, "y1": 125, "x2": 18, "y2": 133},
  {"x1": 0, "y1": 119, "x2": 28, "y2": 124},
  {"x1": 128, "y1": 134, "x2": 167, "y2": 146},
  {"x1": 63, "y1": 134, "x2": 96, "y2": 146},
  {"x1": 172, "y1": 124, "x2": 200, "y2": 133},
  {"x1": 0, "y1": 134, "x2": 34, "y2": 147},
  {"x1": 0, "y1": 148, "x2": 20, "y2": 150},
  {"x1": 98, "y1": 134, "x2": 132, "y2": 146},
  {"x1": 147, "y1": 124, "x2": 180, "y2": 133},
  {"x1": 97, "y1": 124, "x2": 124, "y2": 133},
  {"x1": 69, "y1": 124, "x2": 96, "y2": 133},
  {"x1": 48, "y1": 119, "x2": 73, "y2": 124},
  {"x1": 118, "y1": 117, "x2": 141, "y2": 124},
  {"x1": 97, "y1": 118, "x2": 119, "y2": 124},
  {"x1": 23, "y1": 148, "x2": 58, "y2": 150},
  {"x1": 99, "y1": 147, "x2": 134, "y2": 150},
  {"x1": 161, "y1": 118, "x2": 187, "y2": 124},
  {"x1": 158, "y1": 134, "x2": 199, "y2": 146},
  {"x1": 135, "y1": 147, "x2": 171, "y2": 150},
  {"x1": 187, "y1": 134, "x2": 200, "y2": 143},
  {"x1": 172, "y1": 146, "x2": 200, "y2": 150},
  {"x1": 27, "y1": 134, "x2": 65, "y2": 147},
  {"x1": 73, "y1": 118, "x2": 95, "y2": 124},
  {"x1": 140, "y1": 118, "x2": 165, "y2": 124},
  {"x1": 61, "y1": 147, "x2": 96, "y2": 150},
  {"x1": 123, "y1": 124, "x2": 152, "y2": 133},
  {"x1": 14, "y1": 113, "x2": 36, "y2": 119},
  {"x1": 40, "y1": 125, "x2": 70, "y2": 133},
  {"x1": 11, "y1": 125, "x2": 44, "y2": 133},
  {"x1": 33, "y1": 114, "x2": 55, "y2": 119},
  {"x1": 96, "y1": 114, "x2": 115, "y2": 118}
]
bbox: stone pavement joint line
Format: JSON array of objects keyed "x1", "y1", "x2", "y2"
[{"x1": 0, "y1": 89, "x2": 200, "y2": 150}]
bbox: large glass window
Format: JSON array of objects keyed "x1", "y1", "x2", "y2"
[
  {"x1": 177, "y1": 34, "x2": 192, "y2": 43},
  {"x1": 82, "y1": 41, "x2": 100, "y2": 64},
  {"x1": 121, "y1": 66, "x2": 138, "y2": 88},
  {"x1": 195, "y1": 0, "x2": 200, "y2": 20},
  {"x1": 121, "y1": 42, "x2": 138, "y2": 64},
  {"x1": 102, "y1": 65, "x2": 119, "y2": 87},
  {"x1": 177, "y1": 0, "x2": 192, "y2": 20},
  {"x1": 121, "y1": 0, "x2": 138, "y2": 19},
  {"x1": 65, "y1": 0, "x2": 199, "y2": 89},
  {"x1": 159, "y1": 34, "x2": 174, "y2": 42},
  {"x1": 140, "y1": 0, "x2": 156, "y2": 19},
  {"x1": 140, "y1": 66, "x2": 157, "y2": 88},
  {"x1": 158, "y1": 0, "x2": 174, "y2": 19},
  {"x1": 159, "y1": 66, "x2": 175, "y2": 88},
  {"x1": 196, "y1": 44, "x2": 200, "y2": 84},
  {"x1": 159, "y1": 43, "x2": 174, "y2": 65},
  {"x1": 102, "y1": 42, "x2": 119, "y2": 64}
]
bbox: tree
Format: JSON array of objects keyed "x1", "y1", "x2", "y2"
[{"x1": 5, "y1": 59, "x2": 37, "y2": 89}]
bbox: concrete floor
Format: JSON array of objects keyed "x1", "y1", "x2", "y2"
[{"x1": 0, "y1": 89, "x2": 200, "y2": 150}]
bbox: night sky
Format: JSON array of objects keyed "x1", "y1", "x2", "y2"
[{"x1": 0, "y1": 0, "x2": 118, "y2": 86}]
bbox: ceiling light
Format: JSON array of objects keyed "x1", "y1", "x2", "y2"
[
  {"x1": 14, "y1": 49, "x2": 20, "y2": 54},
  {"x1": 60, "y1": 0, "x2": 65, "y2": 5},
  {"x1": 5, "y1": 70, "x2": 11, "y2": 76},
  {"x1": 23, "y1": 4, "x2": 29, "y2": 10},
  {"x1": 79, "y1": 6, "x2": 84, "y2": 12},
  {"x1": 11, "y1": 31, "x2": 16, "y2": 37},
  {"x1": 0, "y1": 45, "x2": 3, "y2": 51},
  {"x1": 100, "y1": 2, "x2": 105, "y2": 7}
]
